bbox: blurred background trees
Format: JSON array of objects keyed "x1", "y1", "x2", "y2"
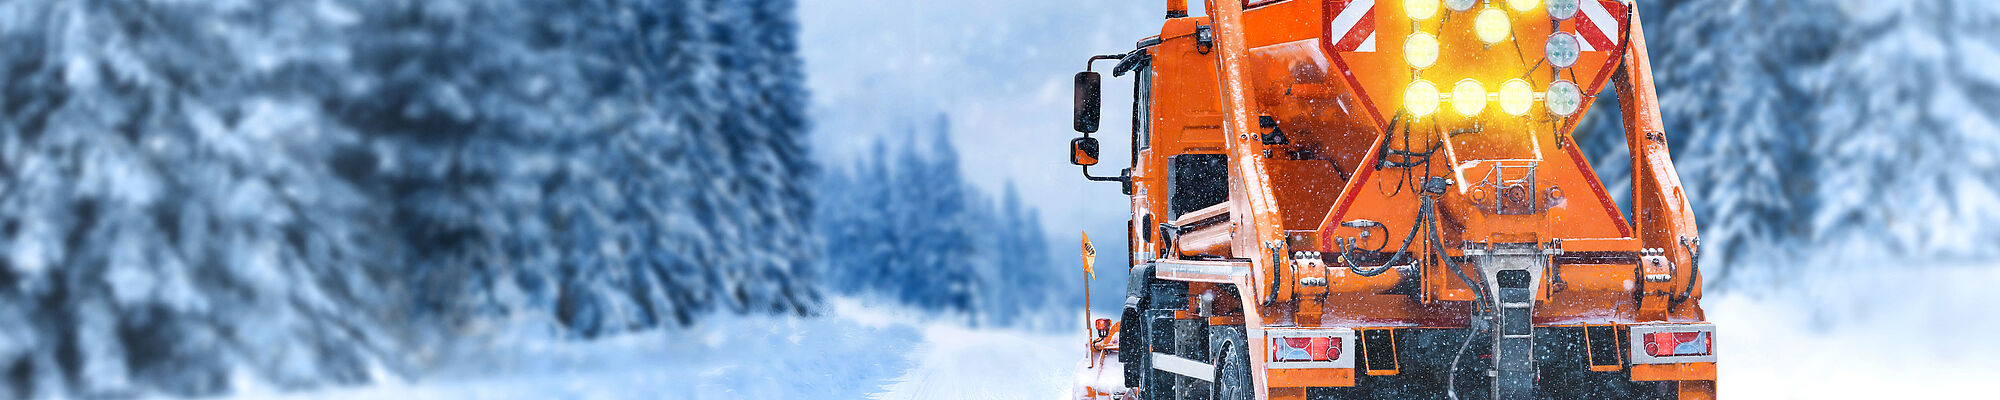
[
  {"x1": 1574, "y1": 0, "x2": 2000, "y2": 287},
  {"x1": 3, "y1": 0, "x2": 1999, "y2": 398},
  {"x1": 815, "y1": 116, "x2": 1067, "y2": 327},
  {"x1": 0, "y1": 0, "x2": 826, "y2": 396}
]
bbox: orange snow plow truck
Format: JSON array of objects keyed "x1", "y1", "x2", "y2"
[{"x1": 1067, "y1": 0, "x2": 1714, "y2": 399}]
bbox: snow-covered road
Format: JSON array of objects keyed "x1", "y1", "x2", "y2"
[
  {"x1": 230, "y1": 266, "x2": 1998, "y2": 400},
  {"x1": 230, "y1": 298, "x2": 1082, "y2": 400},
  {"x1": 869, "y1": 324, "x2": 1077, "y2": 400}
]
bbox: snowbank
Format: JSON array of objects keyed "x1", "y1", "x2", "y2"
[
  {"x1": 228, "y1": 265, "x2": 2000, "y2": 399},
  {"x1": 227, "y1": 298, "x2": 1079, "y2": 400},
  {"x1": 1710, "y1": 264, "x2": 2000, "y2": 398}
]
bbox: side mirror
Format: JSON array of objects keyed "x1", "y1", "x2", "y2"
[
  {"x1": 1071, "y1": 137, "x2": 1101, "y2": 166},
  {"x1": 1074, "y1": 71, "x2": 1102, "y2": 133}
]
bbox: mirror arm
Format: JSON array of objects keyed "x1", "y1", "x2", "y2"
[
  {"x1": 1112, "y1": 49, "x2": 1151, "y2": 77},
  {"x1": 1081, "y1": 165, "x2": 1133, "y2": 195},
  {"x1": 1081, "y1": 165, "x2": 1125, "y2": 183},
  {"x1": 1084, "y1": 54, "x2": 1125, "y2": 72},
  {"x1": 1078, "y1": 53, "x2": 1134, "y2": 195}
]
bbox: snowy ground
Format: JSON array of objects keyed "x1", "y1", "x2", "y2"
[
  {"x1": 218, "y1": 265, "x2": 1998, "y2": 400},
  {"x1": 1707, "y1": 264, "x2": 2000, "y2": 399},
  {"x1": 222, "y1": 298, "x2": 1082, "y2": 400}
]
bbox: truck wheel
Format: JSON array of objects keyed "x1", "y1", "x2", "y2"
[{"x1": 1209, "y1": 325, "x2": 1251, "y2": 400}]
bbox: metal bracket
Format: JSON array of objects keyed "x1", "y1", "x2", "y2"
[
  {"x1": 1640, "y1": 247, "x2": 1674, "y2": 282},
  {"x1": 1470, "y1": 162, "x2": 1540, "y2": 215},
  {"x1": 1194, "y1": 24, "x2": 1214, "y2": 54},
  {"x1": 1293, "y1": 251, "x2": 1329, "y2": 287},
  {"x1": 1462, "y1": 243, "x2": 1548, "y2": 400}
]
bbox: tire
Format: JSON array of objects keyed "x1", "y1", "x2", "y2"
[{"x1": 1209, "y1": 325, "x2": 1252, "y2": 400}]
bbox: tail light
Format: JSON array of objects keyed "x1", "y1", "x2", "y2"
[
  {"x1": 1266, "y1": 328, "x2": 1357, "y2": 369},
  {"x1": 1094, "y1": 318, "x2": 1112, "y2": 338},
  {"x1": 1629, "y1": 323, "x2": 1717, "y2": 364},
  {"x1": 1643, "y1": 331, "x2": 1711, "y2": 357},
  {"x1": 1272, "y1": 337, "x2": 1342, "y2": 362}
]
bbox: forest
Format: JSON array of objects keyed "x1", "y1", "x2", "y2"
[{"x1": 2, "y1": 0, "x2": 1997, "y2": 398}]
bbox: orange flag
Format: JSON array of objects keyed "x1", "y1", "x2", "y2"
[{"x1": 1081, "y1": 231, "x2": 1098, "y2": 279}]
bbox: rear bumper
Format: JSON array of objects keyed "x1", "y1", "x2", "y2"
[{"x1": 1286, "y1": 324, "x2": 1714, "y2": 400}]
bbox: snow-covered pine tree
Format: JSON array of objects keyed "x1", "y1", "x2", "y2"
[
  {"x1": 818, "y1": 138, "x2": 902, "y2": 293},
  {"x1": 814, "y1": 115, "x2": 1065, "y2": 326},
  {"x1": 1579, "y1": 0, "x2": 2000, "y2": 286},
  {"x1": 904, "y1": 116, "x2": 984, "y2": 311},
  {"x1": 1633, "y1": 0, "x2": 1836, "y2": 285},
  {"x1": 0, "y1": 0, "x2": 819, "y2": 396},
  {"x1": 1804, "y1": 1, "x2": 2000, "y2": 268},
  {"x1": 986, "y1": 183, "x2": 1063, "y2": 325},
  {"x1": 0, "y1": 1, "x2": 398, "y2": 397},
  {"x1": 322, "y1": 0, "x2": 820, "y2": 337}
]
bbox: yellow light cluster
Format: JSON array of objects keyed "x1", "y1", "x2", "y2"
[{"x1": 1399, "y1": 0, "x2": 1586, "y2": 119}]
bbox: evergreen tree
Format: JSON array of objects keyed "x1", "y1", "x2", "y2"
[
  {"x1": 0, "y1": 1, "x2": 398, "y2": 396},
  {"x1": 1579, "y1": 0, "x2": 2000, "y2": 286},
  {"x1": 987, "y1": 183, "x2": 1062, "y2": 325},
  {"x1": 1641, "y1": 0, "x2": 1835, "y2": 284},
  {"x1": 0, "y1": 0, "x2": 819, "y2": 396},
  {"x1": 814, "y1": 115, "x2": 1064, "y2": 325}
]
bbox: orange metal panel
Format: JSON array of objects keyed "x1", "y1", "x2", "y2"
[
  {"x1": 1265, "y1": 367, "x2": 1354, "y2": 388},
  {"x1": 1678, "y1": 380, "x2": 1717, "y2": 400},
  {"x1": 1630, "y1": 362, "x2": 1717, "y2": 382},
  {"x1": 1266, "y1": 387, "x2": 1310, "y2": 400},
  {"x1": 1240, "y1": 0, "x2": 1320, "y2": 47},
  {"x1": 1562, "y1": 237, "x2": 1641, "y2": 253}
]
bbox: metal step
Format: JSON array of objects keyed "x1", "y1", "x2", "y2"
[{"x1": 1468, "y1": 244, "x2": 1551, "y2": 400}]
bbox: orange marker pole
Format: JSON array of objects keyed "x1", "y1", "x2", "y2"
[{"x1": 1082, "y1": 231, "x2": 1098, "y2": 347}]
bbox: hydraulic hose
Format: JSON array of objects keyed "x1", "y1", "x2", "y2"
[
  {"x1": 1437, "y1": 193, "x2": 1490, "y2": 400},
  {"x1": 1669, "y1": 237, "x2": 1701, "y2": 311},
  {"x1": 1342, "y1": 205, "x2": 1425, "y2": 277},
  {"x1": 1445, "y1": 310, "x2": 1483, "y2": 400},
  {"x1": 1425, "y1": 195, "x2": 1492, "y2": 310}
]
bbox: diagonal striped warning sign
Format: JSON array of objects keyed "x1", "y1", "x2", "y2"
[
  {"x1": 1575, "y1": 0, "x2": 1622, "y2": 51},
  {"x1": 1326, "y1": 0, "x2": 1376, "y2": 53}
]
